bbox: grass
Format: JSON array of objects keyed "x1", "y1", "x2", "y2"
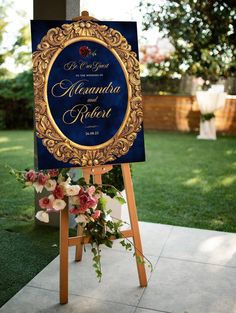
[
  {"x1": 0, "y1": 131, "x2": 59, "y2": 306},
  {"x1": 133, "y1": 131, "x2": 236, "y2": 232},
  {"x1": 0, "y1": 130, "x2": 236, "y2": 306}
]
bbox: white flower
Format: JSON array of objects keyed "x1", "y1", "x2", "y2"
[
  {"x1": 65, "y1": 184, "x2": 80, "y2": 196},
  {"x1": 45, "y1": 179, "x2": 57, "y2": 191},
  {"x1": 70, "y1": 196, "x2": 80, "y2": 205},
  {"x1": 105, "y1": 214, "x2": 112, "y2": 222},
  {"x1": 52, "y1": 199, "x2": 67, "y2": 211},
  {"x1": 48, "y1": 194, "x2": 55, "y2": 201},
  {"x1": 75, "y1": 214, "x2": 89, "y2": 224},
  {"x1": 36, "y1": 210, "x2": 49, "y2": 223},
  {"x1": 33, "y1": 182, "x2": 44, "y2": 193},
  {"x1": 59, "y1": 177, "x2": 71, "y2": 190}
]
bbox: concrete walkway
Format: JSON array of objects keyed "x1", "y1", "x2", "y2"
[{"x1": 1, "y1": 222, "x2": 236, "y2": 313}]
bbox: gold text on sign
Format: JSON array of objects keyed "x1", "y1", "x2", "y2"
[
  {"x1": 51, "y1": 79, "x2": 120, "y2": 98},
  {"x1": 62, "y1": 104, "x2": 112, "y2": 124},
  {"x1": 64, "y1": 61, "x2": 110, "y2": 72}
]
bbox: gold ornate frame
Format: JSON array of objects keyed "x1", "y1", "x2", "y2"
[{"x1": 33, "y1": 20, "x2": 143, "y2": 167}]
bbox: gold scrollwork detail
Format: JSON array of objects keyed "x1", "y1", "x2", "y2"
[{"x1": 33, "y1": 20, "x2": 143, "y2": 167}]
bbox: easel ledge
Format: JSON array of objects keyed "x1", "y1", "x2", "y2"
[{"x1": 60, "y1": 163, "x2": 147, "y2": 304}]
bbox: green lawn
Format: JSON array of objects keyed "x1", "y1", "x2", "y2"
[
  {"x1": 133, "y1": 131, "x2": 236, "y2": 232},
  {"x1": 0, "y1": 130, "x2": 236, "y2": 306},
  {"x1": 0, "y1": 131, "x2": 59, "y2": 306}
]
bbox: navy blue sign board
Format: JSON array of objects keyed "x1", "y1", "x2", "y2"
[{"x1": 31, "y1": 20, "x2": 145, "y2": 169}]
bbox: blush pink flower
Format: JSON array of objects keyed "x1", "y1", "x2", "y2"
[
  {"x1": 38, "y1": 172, "x2": 48, "y2": 186},
  {"x1": 25, "y1": 170, "x2": 37, "y2": 182},
  {"x1": 91, "y1": 210, "x2": 101, "y2": 220},
  {"x1": 53, "y1": 185, "x2": 65, "y2": 199},
  {"x1": 87, "y1": 186, "x2": 96, "y2": 196},
  {"x1": 79, "y1": 194, "x2": 98, "y2": 212},
  {"x1": 48, "y1": 169, "x2": 59, "y2": 177},
  {"x1": 39, "y1": 197, "x2": 53, "y2": 210}
]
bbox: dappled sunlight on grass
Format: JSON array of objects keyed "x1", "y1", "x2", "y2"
[
  {"x1": 220, "y1": 175, "x2": 236, "y2": 187},
  {"x1": 0, "y1": 137, "x2": 9, "y2": 143},
  {"x1": 0, "y1": 146, "x2": 23, "y2": 153},
  {"x1": 225, "y1": 149, "x2": 236, "y2": 155},
  {"x1": 183, "y1": 176, "x2": 204, "y2": 186},
  {"x1": 192, "y1": 169, "x2": 202, "y2": 174},
  {"x1": 230, "y1": 162, "x2": 236, "y2": 169},
  {"x1": 187, "y1": 147, "x2": 194, "y2": 152}
]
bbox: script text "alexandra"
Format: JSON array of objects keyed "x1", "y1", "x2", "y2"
[{"x1": 51, "y1": 79, "x2": 120, "y2": 98}]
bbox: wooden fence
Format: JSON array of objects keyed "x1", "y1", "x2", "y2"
[{"x1": 142, "y1": 95, "x2": 236, "y2": 135}]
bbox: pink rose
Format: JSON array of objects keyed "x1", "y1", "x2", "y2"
[
  {"x1": 87, "y1": 186, "x2": 96, "y2": 196},
  {"x1": 91, "y1": 210, "x2": 101, "y2": 220},
  {"x1": 38, "y1": 172, "x2": 48, "y2": 185},
  {"x1": 79, "y1": 194, "x2": 98, "y2": 212},
  {"x1": 39, "y1": 197, "x2": 53, "y2": 209},
  {"x1": 25, "y1": 170, "x2": 37, "y2": 182},
  {"x1": 53, "y1": 185, "x2": 65, "y2": 199},
  {"x1": 48, "y1": 169, "x2": 59, "y2": 177}
]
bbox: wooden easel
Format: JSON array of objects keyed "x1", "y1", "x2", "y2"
[
  {"x1": 59, "y1": 163, "x2": 147, "y2": 304},
  {"x1": 59, "y1": 11, "x2": 147, "y2": 304}
]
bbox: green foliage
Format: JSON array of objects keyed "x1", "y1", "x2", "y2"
[
  {"x1": 141, "y1": 76, "x2": 181, "y2": 94},
  {"x1": 120, "y1": 239, "x2": 132, "y2": 251},
  {"x1": 201, "y1": 113, "x2": 215, "y2": 121},
  {"x1": 140, "y1": 1, "x2": 236, "y2": 83},
  {"x1": 0, "y1": 70, "x2": 33, "y2": 101},
  {"x1": 0, "y1": 70, "x2": 34, "y2": 129},
  {"x1": 0, "y1": 1, "x2": 10, "y2": 68},
  {"x1": 12, "y1": 24, "x2": 31, "y2": 66},
  {"x1": 102, "y1": 165, "x2": 125, "y2": 191}
]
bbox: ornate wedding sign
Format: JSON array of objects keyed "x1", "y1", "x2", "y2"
[{"x1": 31, "y1": 20, "x2": 145, "y2": 169}]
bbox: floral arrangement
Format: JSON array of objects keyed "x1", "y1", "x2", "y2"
[{"x1": 10, "y1": 167, "x2": 152, "y2": 280}]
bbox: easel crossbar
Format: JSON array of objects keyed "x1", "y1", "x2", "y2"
[{"x1": 68, "y1": 229, "x2": 133, "y2": 246}]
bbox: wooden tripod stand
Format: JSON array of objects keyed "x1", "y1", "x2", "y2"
[{"x1": 59, "y1": 163, "x2": 147, "y2": 304}]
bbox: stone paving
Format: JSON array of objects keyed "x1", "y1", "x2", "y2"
[{"x1": 1, "y1": 222, "x2": 236, "y2": 313}]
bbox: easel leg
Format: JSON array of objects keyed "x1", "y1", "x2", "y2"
[
  {"x1": 60, "y1": 206, "x2": 69, "y2": 304},
  {"x1": 75, "y1": 225, "x2": 83, "y2": 261},
  {"x1": 121, "y1": 163, "x2": 147, "y2": 287}
]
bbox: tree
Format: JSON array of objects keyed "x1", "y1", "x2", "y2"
[
  {"x1": 0, "y1": 1, "x2": 11, "y2": 76},
  {"x1": 140, "y1": 0, "x2": 236, "y2": 83},
  {"x1": 11, "y1": 20, "x2": 31, "y2": 67}
]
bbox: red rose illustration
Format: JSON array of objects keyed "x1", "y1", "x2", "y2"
[{"x1": 79, "y1": 46, "x2": 91, "y2": 57}]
